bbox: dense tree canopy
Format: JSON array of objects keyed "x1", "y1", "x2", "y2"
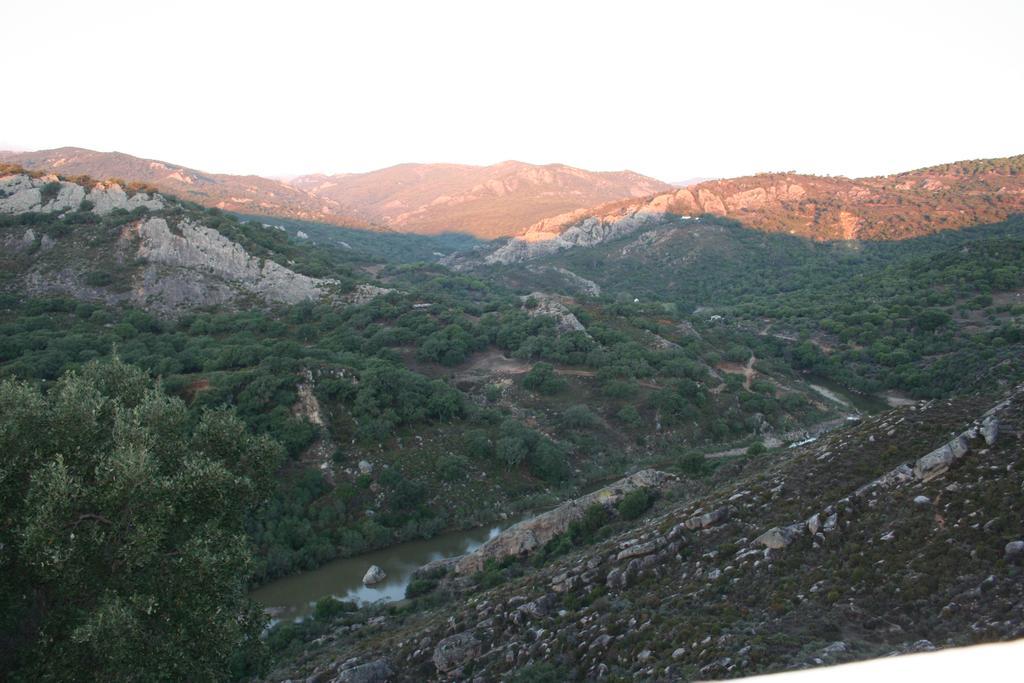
[{"x1": 0, "y1": 358, "x2": 281, "y2": 680}]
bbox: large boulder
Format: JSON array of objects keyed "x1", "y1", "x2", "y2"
[
  {"x1": 432, "y1": 632, "x2": 481, "y2": 673},
  {"x1": 362, "y1": 565, "x2": 387, "y2": 585}
]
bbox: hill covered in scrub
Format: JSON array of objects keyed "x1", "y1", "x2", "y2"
[
  {"x1": 0, "y1": 148, "x2": 373, "y2": 229},
  {"x1": 0, "y1": 148, "x2": 671, "y2": 239},
  {"x1": 289, "y1": 161, "x2": 672, "y2": 238},
  {"x1": 485, "y1": 155, "x2": 1024, "y2": 263},
  {"x1": 1, "y1": 166, "x2": 849, "y2": 589},
  {"x1": 2, "y1": 157, "x2": 1023, "y2": 681}
]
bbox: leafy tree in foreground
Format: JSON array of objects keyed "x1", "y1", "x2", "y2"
[{"x1": 0, "y1": 358, "x2": 282, "y2": 681}]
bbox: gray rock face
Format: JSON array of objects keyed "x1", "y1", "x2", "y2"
[
  {"x1": 1005, "y1": 540, "x2": 1024, "y2": 559},
  {"x1": 86, "y1": 182, "x2": 164, "y2": 214},
  {"x1": 486, "y1": 210, "x2": 665, "y2": 264},
  {"x1": 432, "y1": 632, "x2": 481, "y2": 673},
  {"x1": 132, "y1": 217, "x2": 331, "y2": 308},
  {"x1": 333, "y1": 658, "x2": 393, "y2": 683},
  {"x1": 362, "y1": 565, "x2": 387, "y2": 585},
  {"x1": 981, "y1": 416, "x2": 999, "y2": 446},
  {"x1": 913, "y1": 435, "x2": 970, "y2": 481},
  {"x1": 454, "y1": 469, "x2": 676, "y2": 574}
]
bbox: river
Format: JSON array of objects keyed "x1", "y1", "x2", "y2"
[
  {"x1": 251, "y1": 521, "x2": 509, "y2": 620},
  {"x1": 804, "y1": 374, "x2": 890, "y2": 414}
]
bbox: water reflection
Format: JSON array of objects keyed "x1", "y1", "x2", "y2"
[{"x1": 251, "y1": 522, "x2": 506, "y2": 620}]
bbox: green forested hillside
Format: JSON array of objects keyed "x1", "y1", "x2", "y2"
[
  {"x1": 513, "y1": 215, "x2": 1024, "y2": 398},
  {"x1": 4, "y1": 170, "x2": 1024, "y2": 681}
]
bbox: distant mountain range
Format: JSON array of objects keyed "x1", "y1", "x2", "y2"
[
  {"x1": 484, "y1": 155, "x2": 1024, "y2": 262},
  {"x1": 0, "y1": 148, "x2": 670, "y2": 239},
  {"x1": 289, "y1": 162, "x2": 671, "y2": 239},
  {"x1": 6, "y1": 147, "x2": 1023, "y2": 249}
]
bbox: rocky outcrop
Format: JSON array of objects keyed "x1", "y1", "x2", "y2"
[
  {"x1": 131, "y1": 217, "x2": 332, "y2": 309},
  {"x1": 913, "y1": 434, "x2": 971, "y2": 481},
  {"x1": 453, "y1": 469, "x2": 676, "y2": 574},
  {"x1": 344, "y1": 283, "x2": 397, "y2": 305},
  {"x1": 486, "y1": 208, "x2": 665, "y2": 264},
  {"x1": 523, "y1": 292, "x2": 588, "y2": 335},
  {"x1": 0, "y1": 173, "x2": 163, "y2": 215}
]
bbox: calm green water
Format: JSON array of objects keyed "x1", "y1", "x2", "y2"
[
  {"x1": 251, "y1": 521, "x2": 508, "y2": 620},
  {"x1": 805, "y1": 374, "x2": 890, "y2": 414}
]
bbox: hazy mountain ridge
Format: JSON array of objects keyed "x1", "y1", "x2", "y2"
[
  {"x1": 0, "y1": 147, "x2": 371, "y2": 229},
  {"x1": 0, "y1": 148, "x2": 672, "y2": 239},
  {"x1": 288, "y1": 160, "x2": 673, "y2": 238},
  {"x1": 486, "y1": 155, "x2": 1024, "y2": 263}
]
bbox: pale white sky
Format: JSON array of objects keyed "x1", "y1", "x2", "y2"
[{"x1": 2, "y1": 0, "x2": 1022, "y2": 182}]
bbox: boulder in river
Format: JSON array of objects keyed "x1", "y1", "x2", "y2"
[{"x1": 362, "y1": 565, "x2": 387, "y2": 585}]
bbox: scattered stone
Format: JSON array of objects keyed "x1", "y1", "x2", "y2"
[
  {"x1": 754, "y1": 523, "x2": 806, "y2": 550},
  {"x1": 362, "y1": 565, "x2": 387, "y2": 585},
  {"x1": 672, "y1": 647, "x2": 687, "y2": 659},
  {"x1": 616, "y1": 540, "x2": 660, "y2": 561},
  {"x1": 684, "y1": 507, "x2": 730, "y2": 530},
  {"x1": 358, "y1": 460, "x2": 373, "y2": 475},
  {"x1": 1005, "y1": 540, "x2": 1024, "y2": 559},
  {"x1": 820, "y1": 641, "x2": 848, "y2": 658},
  {"x1": 913, "y1": 495, "x2": 931, "y2": 506},
  {"x1": 334, "y1": 658, "x2": 393, "y2": 683},
  {"x1": 807, "y1": 513, "x2": 821, "y2": 535},
  {"x1": 432, "y1": 632, "x2": 481, "y2": 673}
]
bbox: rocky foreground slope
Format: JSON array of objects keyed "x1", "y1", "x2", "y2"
[
  {"x1": 0, "y1": 172, "x2": 342, "y2": 315},
  {"x1": 265, "y1": 383, "x2": 1023, "y2": 681},
  {"x1": 486, "y1": 155, "x2": 1024, "y2": 263}
]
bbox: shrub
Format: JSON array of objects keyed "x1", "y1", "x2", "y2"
[
  {"x1": 563, "y1": 404, "x2": 601, "y2": 429},
  {"x1": 522, "y1": 362, "x2": 565, "y2": 394},
  {"x1": 617, "y1": 489, "x2": 653, "y2": 520},
  {"x1": 313, "y1": 597, "x2": 356, "y2": 621}
]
